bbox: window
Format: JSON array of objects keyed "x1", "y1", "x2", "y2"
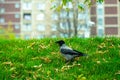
[
  {"x1": 98, "y1": 28, "x2": 104, "y2": 37},
  {"x1": 78, "y1": 13, "x2": 85, "y2": 20},
  {"x1": 24, "y1": 35, "x2": 30, "y2": 39},
  {"x1": 15, "y1": 13, "x2": 20, "y2": 18},
  {"x1": 23, "y1": 13, "x2": 31, "y2": 20},
  {"x1": 23, "y1": 2, "x2": 32, "y2": 10},
  {"x1": 60, "y1": 11, "x2": 67, "y2": 18},
  {"x1": 60, "y1": 22, "x2": 68, "y2": 29},
  {"x1": 97, "y1": 2, "x2": 104, "y2": 34},
  {"x1": 15, "y1": 3, "x2": 20, "y2": 8},
  {"x1": 36, "y1": 13, "x2": 44, "y2": 20},
  {"x1": 97, "y1": 8, "x2": 103, "y2": 15},
  {"x1": 0, "y1": 28, "x2": 4, "y2": 34},
  {"x1": 14, "y1": 24, "x2": 20, "y2": 29},
  {"x1": 69, "y1": 12, "x2": 73, "y2": 18},
  {"x1": 37, "y1": 35, "x2": 44, "y2": 39},
  {"x1": 51, "y1": 24, "x2": 57, "y2": 31},
  {"x1": 37, "y1": 3, "x2": 45, "y2": 10},
  {"x1": 0, "y1": 18, "x2": 5, "y2": 23},
  {"x1": 97, "y1": 2, "x2": 104, "y2": 8},
  {"x1": 79, "y1": 3, "x2": 85, "y2": 9},
  {"x1": 97, "y1": 2, "x2": 104, "y2": 17},
  {"x1": 70, "y1": 22, "x2": 74, "y2": 29},
  {"x1": 51, "y1": 34, "x2": 56, "y2": 38},
  {"x1": 37, "y1": 24, "x2": 45, "y2": 31},
  {"x1": 60, "y1": 22, "x2": 63, "y2": 29},
  {"x1": 16, "y1": 34, "x2": 20, "y2": 38},
  {"x1": 51, "y1": 1, "x2": 59, "y2": 9},
  {"x1": 60, "y1": 33, "x2": 68, "y2": 38},
  {"x1": 78, "y1": 34, "x2": 84, "y2": 38},
  {"x1": 0, "y1": 0, "x2": 4, "y2": 3},
  {"x1": 51, "y1": 13, "x2": 58, "y2": 20},
  {"x1": 67, "y1": 2, "x2": 73, "y2": 9},
  {"x1": 23, "y1": 23, "x2": 32, "y2": 31},
  {"x1": 0, "y1": 8, "x2": 5, "y2": 13},
  {"x1": 98, "y1": 18, "x2": 103, "y2": 26},
  {"x1": 77, "y1": 24, "x2": 82, "y2": 30}
]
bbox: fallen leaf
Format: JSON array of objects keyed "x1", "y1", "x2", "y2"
[
  {"x1": 27, "y1": 42, "x2": 36, "y2": 49},
  {"x1": 40, "y1": 57, "x2": 51, "y2": 63},
  {"x1": 98, "y1": 43, "x2": 106, "y2": 49},
  {"x1": 81, "y1": 77, "x2": 86, "y2": 80},
  {"x1": 11, "y1": 74, "x2": 16, "y2": 78},
  {"x1": 77, "y1": 74, "x2": 86, "y2": 80},
  {"x1": 118, "y1": 45, "x2": 120, "y2": 48},
  {"x1": 51, "y1": 52, "x2": 57, "y2": 55},
  {"x1": 2, "y1": 61, "x2": 13, "y2": 66},
  {"x1": 17, "y1": 48, "x2": 23, "y2": 51},
  {"x1": 96, "y1": 61, "x2": 101, "y2": 64},
  {"x1": 10, "y1": 67, "x2": 16, "y2": 71},
  {"x1": 115, "y1": 70, "x2": 120, "y2": 75},
  {"x1": 61, "y1": 63, "x2": 81, "y2": 72},
  {"x1": 103, "y1": 58, "x2": 108, "y2": 63},
  {"x1": 47, "y1": 70, "x2": 51, "y2": 76},
  {"x1": 54, "y1": 68, "x2": 59, "y2": 73},
  {"x1": 31, "y1": 57, "x2": 39, "y2": 60},
  {"x1": 33, "y1": 64, "x2": 42, "y2": 68},
  {"x1": 39, "y1": 44, "x2": 47, "y2": 49}
]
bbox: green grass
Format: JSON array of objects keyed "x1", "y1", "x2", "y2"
[{"x1": 0, "y1": 37, "x2": 120, "y2": 80}]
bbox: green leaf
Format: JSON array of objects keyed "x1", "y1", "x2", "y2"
[
  {"x1": 50, "y1": 0, "x2": 55, "y2": 2},
  {"x1": 65, "y1": 8, "x2": 70, "y2": 12},
  {"x1": 78, "y1": 5, "x2": 84, "y2": 11},
  {"x1": 50, "y1": 5, "x2": 56, "y2": 10},
  {"x1": 97, "y1": 0, "x2": 104, "y2": 3},
  {"x1": 62, "y1": 0, "x2": 67, "y2": 5},
  {"x1": 56, "y1": 5, "x2": 62, "y2": 12}
]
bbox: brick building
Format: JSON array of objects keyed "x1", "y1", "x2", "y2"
[
  {"x1": 20, "y1": 0, "x2": 59, "y2": 39},
  {"x1": 0, "y1": 0, "x2": 120, "y2": 39},
  {"x1": 0, "y1": 0, "x2": 21, "y2": 38},
  {"x1": 90, "y1": 0, "x2": 120, "y2": 37}
]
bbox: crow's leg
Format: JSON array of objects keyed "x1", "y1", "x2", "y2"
[
  {"x1": 65, "y1": 58, "x2": 74, "y2": 63},
  {"x1": 65, "y1": 60, "x2": 70, "y2": 63}
]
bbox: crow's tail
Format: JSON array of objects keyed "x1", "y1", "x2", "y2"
[
  {"x1": 81, "y1": 53, "x2": 87, "y2": 56},
  {"x1": 73, "y1": 50, "x2": 87, "y2": 56}
]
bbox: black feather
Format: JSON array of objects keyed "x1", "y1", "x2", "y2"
[
  {"x1": 73, "y1": 50, "x2": 87, "y2": 56},
  {"x1": 61, "y1": 48, "x2": 87, "y2": 56}
]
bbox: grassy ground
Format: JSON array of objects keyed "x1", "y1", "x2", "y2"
[{"x1": 0, "y1": 37, "x2": 120, "y2": 80}]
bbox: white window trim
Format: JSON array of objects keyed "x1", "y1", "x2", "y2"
[
  {"x1": 23, "y1": 2, "x2": 32, "y2": 10},
  {"x1": 15, "y1": 3, "x2": 20, "y2": 8},
  {"x1": 37, "y1": 24, "x2": 45, "y2": 31},
  {"x1": 14, "y1": 24, "x2": 20, "y2": 29},
  {"x1": 51, "y1": 24, "x2": 57, "y2": 31},
  {"x1": 0, "y1": 8, "x2": 5, "y2": 13},
  {"x1": 36, "y1": 13, "x2": 44, "y2": 20},
  {"x1": 0, "y1": 18, "x2": 5, "y2": 23},
  {"x1": 37, "y1": 3, "x2": 45, "y2": 10},
  {"x1": 15, "y1": 14, "x2": 20, "y2": 18}
]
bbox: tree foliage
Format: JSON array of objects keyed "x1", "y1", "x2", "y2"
[
  {"x1": 0, "y1": 21, "x2": 15, "y2": 39},
  {"x1": 51, "y1": 0, "x2": 104, "y2": 11},
  {"x1": 50, "y1": 0, "x2": 104, "y2": 37}
]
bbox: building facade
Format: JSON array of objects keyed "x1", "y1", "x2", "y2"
[
  {"x1": 20, "y1": 0, "x2": 91, "y2": 39},
  {"x1": 0, "y1": 0, "x2": 120, "y2": 39},
  {"x1": 90, "y1": 0, "x2": 120, "y2": 37},
  {"x1": 21, "y1": 0, "x2": 55, "y2": 39},
  {"x1": 0, "y1": 0, "x2": 21, "y2": 38}
]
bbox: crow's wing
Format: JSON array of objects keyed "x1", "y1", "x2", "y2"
[
  {"x1": 61, "y1": 48, "x2": 85, "y2": 56},
  {"x1": 73, "y1": 50, "x2": 87, "y2": 56}
]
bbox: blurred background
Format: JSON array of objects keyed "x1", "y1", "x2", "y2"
[{"x1": 0, "y1": 0, "x2": 120, "y2": 39}]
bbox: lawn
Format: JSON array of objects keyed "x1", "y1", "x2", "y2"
[{"x1": 0, "y1": 37, "x2": 120, "y2": 80}]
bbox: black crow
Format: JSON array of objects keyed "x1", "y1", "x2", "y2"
[{"x1": 56, "y1": 40, "x2": 87, "y2": 62}]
